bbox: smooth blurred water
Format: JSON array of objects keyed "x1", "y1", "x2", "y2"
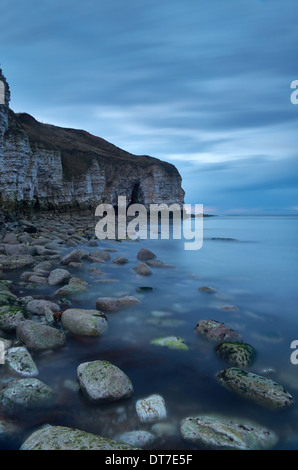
[{"x1": 2, "y1": 215, "x2": 298, "y2": 449}]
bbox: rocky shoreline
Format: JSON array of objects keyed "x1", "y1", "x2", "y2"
[{"x1": 0, "y1": 213, "x2": 295, "y2": 450}]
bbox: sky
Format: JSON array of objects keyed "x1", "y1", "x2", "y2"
[{"x1": 1, "y1": 0, "x2": 298, "y2": 214}]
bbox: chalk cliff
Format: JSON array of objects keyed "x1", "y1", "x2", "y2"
[{"x1": 0, "y1": 69, "x2": 185, "y2": 214}]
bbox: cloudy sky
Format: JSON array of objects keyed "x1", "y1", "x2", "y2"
[{"x1": 1, "y1": 0, "x2": 298, "y2": 213}]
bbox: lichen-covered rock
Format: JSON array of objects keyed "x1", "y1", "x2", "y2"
[
  {"x1": 95, "y1": 296, "x2": 140, "y2": 312},
  {"x1": 0, "y1": 378, "x2": 55, "y2": 412},
  {"x1": 20, "y1": 425, "x2": 139, "y2": 450},
  {"x1": 180, "y1": 415, "x2": 278, "y2": 450},
  {"x1": 150, "y1": 336, "x2": 189, "y2": 350},
  {"x1": 195, "y1": 320, "x2": 242, "y2": 342},
  {"x1": 216, "y1": 368, "x2": 295, "y2": 410},
  {"x1": 0, "y1": 305, "x2": 25, "y2": 331},
  {"x1": 77, "y1": 360, "x2": 134, "y2": 403},
  {"x1": 16, "y1": 320, "x2": 66, "y2": 351},
  {"x1": 216, "y1": 342, "x2": 255, "y2": 367},
  {"x1": 5, "y1": 346, "x2": 38, "y2": 377},
  {"x1": 61, "y1": 309, "x2": 108, "y2": 336},
  {"x1": 116, "y1": 430, "x2": 156, "y2": 448},
  {"x1": 26, "y1": 299, "x2": 60, "y2": 316}
]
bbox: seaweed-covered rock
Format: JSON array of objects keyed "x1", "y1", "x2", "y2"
[
  {"x1": 0, "y1": 305, "x2": 25, "y2": 331},
  {"x1": 136, "y1": 394, "x2": 167, "y2": 423},
  {"x1": 150, "y1": 336, "x2": 188, "y2": 350},
  {"x1": 77, "y1": 360, "x2": 134, "y2": 403},
  {"x1": 195, "y1": 320, "x2": 242, "y2": 343},
  {"x1": 216, "y1": 342, "x2": 255, "y2": 367},
  {"x1": 20, "y1": 425, "x2": 139, "y2": 450},
  {"x1": 61, "y1": 309, "x2": 108, "y2": 336},
  {"x1": 16, "y1": 320, "x2": 66, "y2": 351},
  {"x1": 5, "y1": 346, "x2": 38, "y2": 377},
  {"x1": 215, "y1": 368, "x2": 295, "y2": 410},
  {"x1": 180, "y1": 415, "x2": 278, "y2": 450},
  {"x1": 0, "y1": 378, "x2": 55, "y2": 412}
]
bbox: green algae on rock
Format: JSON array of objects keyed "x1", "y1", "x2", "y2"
[
  {"x1": 215, "y1": 368, "x2": 295, "y2": 410},
  {"x1": 180, "y1": 415, "x2": 278, "y2": 450},
  {"x1": 0, "y1": 305, "x2": 25, "y2": 331},
  {"x1": 20, "y1": 425, "x2": 140, "y2": 450},
  {"x1": 150, "y1": 336, "x2": 189, "y2": 350},
  {"x1": 216, "y1": 342, "x2": 255, "y2": 367}
]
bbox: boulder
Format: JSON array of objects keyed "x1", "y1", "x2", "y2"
[
  {"x1": 20, "y1": 425, "x2": 139, "y2": 450},
  {"x1": 48, "y1": 268, "x2": 71, "y2": 286},
  {"x1": 0, "y1": 305, "x2": 25, "y2": 331},
  {"x1": 134, "y1": 263, "x2": 152, "y2": 276},
  {"x1": 77, "y1": 360, "x2": 133, "y2": 403},
  {"x1": 96, "y1": 296, "x2": 140, "y2": 312},
  {"x1": 16, "y1": 320, "x2": 66, "y2": 351},
  {"x1": 61, "y1": 309, "x2": 108, "y2": 336},
  {"x1": 5, "y1": 347, "x2": 38, "y2": 377},
  {"x1": 26, "y1": 299, "x2": 60, "y2": 316},
  {"x1": 137, "y1": 248, "x2": 156, "y2": 261},
  {"x1": 215, "y1": 342, "x2": 255, "y2": 367},
  {"x1": 215, "y1": 368, "x2": 295, "y2": 410},
  {"x1": 180, "y1": 415, "x2": 278, "y2": 450},
  {"x1": 0, "y1": 378, "x2": 55, "y2": 412}
]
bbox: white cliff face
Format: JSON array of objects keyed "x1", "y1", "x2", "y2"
[{"x1": 0, "y1": 71, "x2": 185, "y2": 213}]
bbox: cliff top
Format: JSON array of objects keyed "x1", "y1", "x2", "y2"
[{"x1": 16, "y1": 112, "x2": 178, "y2": 180}]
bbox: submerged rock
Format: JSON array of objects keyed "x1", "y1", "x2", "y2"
[
  {"x1": 5, "y1": 347, "x2": 38, "y2": 377},
  {"x1": 180, "y1": 415, "x2": 278, "y2": 450},
  {"x1": 134, "y1": 263, "x2": 152, "y2": 276},
  {"x1": 215, "y1": 368, "x2": 295, "y2": 410},
  {"x1": 60, "y1": 249, "x2": 89, "y2": 266},
  {"x1": 61, "y1": 309, "x2": 108, "y2": 336},
  {"x1": 16, "y1": 320, "x2": 66, "y2": 351},
  {"x1": 116, "y1": 430, "x2": 156, "y2": 448},
  {"x1": 151, "y1": 336, "x2": 189, "y2": 350},
  {"x1": 216, "y1": 342, "x2": 255, "y2": 367},
  {"x1": 198, "y1": 286, "x2": 216, "y2": 294},
  {"x1": 136, "y1": 394, "x2": 167, "y2": 423},
  {"x1": 112, "y1": 257, "x2": 129, "y2": 265},
  {"x1": 77, "y1": 360, "x2": 134, "y2": 403},
  {"x1": 0, "y1": 417, "x2": 19, "y2": 439},
  {"x1": 0, "y1": 378, "x2": 55, "y2": 412},
  {"x1": 20, "y1": 425, "x2": 139, "y2": 450},
  {"x1": 95, "y1": 296, "x2": 140, "y2": 312},
  {"x1": 195, "y1": 320, "x2": 242, "y2": 343}
]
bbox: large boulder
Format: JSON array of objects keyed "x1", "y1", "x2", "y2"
[
  {"x1": 77, "y1": 360, "x2": 134, "y2": 403},
  {"x1": 20, "y1": 425, "x2": 139, "y2": 450},
  {"x1": 61, "y1": 309, "x2": 108, "y2": 336},
  {"x1": 16, "y1": 320, "x2": 66, "y2": 351},
  {"x1": 180, "y1": 415, "x2": 278, "y2": 450},
  {"x1": 5, "y1": 347, "x2": 38, "y2": 377},
  {"x1": 216, "y1": 368, "x2": 295, "y2": 410}
]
